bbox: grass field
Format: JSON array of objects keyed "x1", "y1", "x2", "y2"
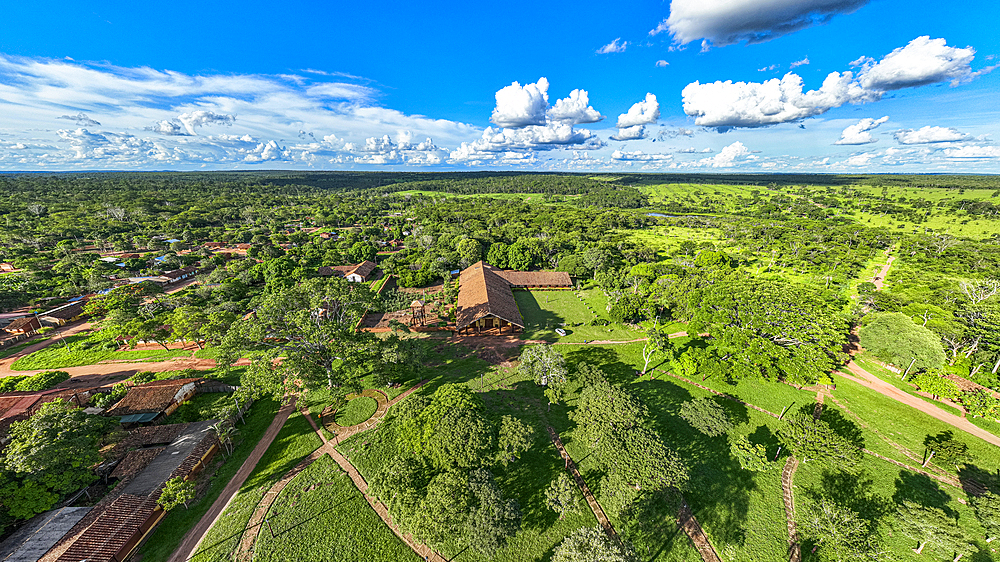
[
  {"x1": 550, "y1": 341, "x2": 1000, "y2": 562},
  {"x1": 10, "y1": 334, "x2": 192, "y2": 370},
  {"x1": 136, "y1": 398, "x2": 281, "y2": 562},
  {"x1": 515, "y1": 288, "x2": 685, "y2": 343},
  {"x1": 188, "y1": 410, "x2": 323, "y2": 562},
  {"x1": 253, "y1": 455, "x2": 421, "y2": 562},
  {"x1": 0, "y1": 337, "x2": 48, "y2": 359},
  {"x1": 335, "y1": 396, "x2": 377, "y2": 426}
]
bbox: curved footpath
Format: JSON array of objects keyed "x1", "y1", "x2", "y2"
[{"x1": 233, "y1": 381, "x2": 440, "y2": 562}]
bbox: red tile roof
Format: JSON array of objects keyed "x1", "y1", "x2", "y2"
[
  {"x1": 456, "y1": 262, "x2": 524, "y2": 330},
  {"x1": 105, "y1": 378, "x2": 200, "y2": 417},
  {"x1": 493, "y1": 270, "x2": 572, "y2": 288}
]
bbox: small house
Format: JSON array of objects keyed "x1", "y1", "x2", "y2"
[
  {"x1": 105, "y1": 378, "x2": 201, "y2": 424},
  {"x1": 317, "y1": 261, "x2": 377, "y2": 283},
  {"x1": 38, "y1": 301, "x2": 86, "y2": 327},
  {"x1": 0, "y1": 262, "x2": 16, "y2": 272},
  {"x1": 5, "y1": 315, "x2": 40, "y2": 336}
]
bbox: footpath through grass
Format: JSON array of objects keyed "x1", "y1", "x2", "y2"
[
  {"x1": 253, "y1": 455, "x2": 421, "y2": 562},
  {"x1": 136, "y1": 398, "x2": 280, "y2": 562},
  {"x1": 10, "y1": 334, "x2": 191, "y2": 370},
  {"x1": 186, "y1": 409, "x2": 322, "y2": 562}
]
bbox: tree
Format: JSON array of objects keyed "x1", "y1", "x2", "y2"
[
  {"x1": 960, "y1": 278, "x2": 1000, "y2": 305},
  {"x1": 487, "y1": 242, "x2": 509, "y2": 269},
  {"x1": 778, "y1": 413, "x2": 862, "y2": 467},
  {"x1": 595, "y1": 427, "x2": 688, "y2": 516},
  {"x1": 640, "y1": 328, "x2": 672, "y2": 375},
  {"x1": 572, "y1": 381, "x2": 648, "y2": 446},
  {"x1": 496, "y1": 415, "x2": 534, "y2": 466},
  {"x1": 551, "y1": 526, "x2": 637, "y2": 562},
  {"x1": 170, "y1": 305, "x2": 209, "y2": 349},
  {"x1": 681, "y1": 275, "x2": 847, "y2": 384},
  {"x1": 729, "y1": 435, "x2": 771, "y2": 472},
  {"x1": 466, "y1": 469, "x2": 522, "y2": 558},
  {"x1": 4, "y1": 399, "x2": 112, "y2": 495},
  {"x1": 799, "y1": 497, "x2": 888, "y2": 561},
  {"x1": 859, "y1": 312, "x2": 946, "y2": 371},
  {"x1": 679, "y1": 397, "x2": 734, "y2": 437},
  {"x1": 349, "y1": 241, "x2": 376, "y2": 264},
  {"x1": 456, "y1": 237, "x2": 483, "y2": 267},
  {"x1": 924, "y1": 431, "x2": 969, "y2": 467},
  {"x1": 212, "y1": 421, "x2": 237, "y2": 456},
  {"x1": 396, "y1": 384, "x2": 496, "y2": 470},
  {"x1": 520, "y1": 345, "x2": 569, "y2": 410},
  {"x1": 545, "y1": 472, "x2": 581, "y2": 520},
  {"x1": 971, "y1": 491, "x2": 1000, "y2": 543},
  {"x1": 909, "y1": 371, "x2": 960, "y2": 401},
  {"x1": 158, "y1": 476, "x2": 196, "y2": 510},
  {"x1": 218, "y1": 277, "x2": 380, "y2": 399},
  {"x1": 896, "y1": 500, "x2": 971, "y2": 560},
  {"x1": 411, "y1": 469, "x2": 473, "y2": 545},
  {"x1": 1, "y1": 399, "x2": 113, "y2": 520}
]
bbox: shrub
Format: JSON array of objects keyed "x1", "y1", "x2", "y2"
[
  {"x1": 13, "y1": 371, "x2": 70, "y2": 392},
  {"x1": 589, "y1": 318, "x2": 610, "y2": 326},
  {"x1": 0, "y1": 376, "x2": 29, "y2": 393}
]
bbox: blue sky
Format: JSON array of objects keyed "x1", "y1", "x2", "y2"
[{"x1": 1, "y1": 0, "x2": 998, "y2": 172}]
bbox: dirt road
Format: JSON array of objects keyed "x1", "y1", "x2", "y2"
[
  {"x1": 167, "y1": 397, "x2": 297, "y2": 562},
  {"x1": 840, "y1": 361, "x2": 1000, "y2": 448}
]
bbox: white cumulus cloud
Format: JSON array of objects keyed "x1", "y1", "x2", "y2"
[
  {"x1": 790, "y1": 57, "x2": 810, "y2": 69},
  {"x1": 844, "y1": 152, "x2": 876, "y2": 166},
  {"x1": 611, "y1": 94, "x2": 659, "y2": 141},
  {"x1": 610, "y1": 125, "x2": 648, "y2": 141},
  {"x1": 597, "y1": 39, "x2": 628, "y2": 54},
  {"x1": 548, "y1": 89, "x2": 604, "y2": 125},
  {"x1": 653, "y1": 0, "x2": 870, "y2": 46},
  {"x1": 491, "y1": 78, "x2": 551, "y2": 128},
  {"x1": 682, "y1": 36, "x2": 985, "y2": 129},
  {"x1": 699, "y1": 141, "x2": 752, "y2": 167},
  {"x1": 944, "y1": 145, "x2": 1000, "y2": 159},
  {"x1": 655, "y1": 60, "x2": 669, "y2": 67},
  {"x1": 617, "y1": 93, "x2": 660, "y2": 128},
  {"x1": 683, "y1": 72, "x2": 874, "y2": 129},
  {"x1": 855, "y1": 36, "x2": 977, "y2": 90},
  {"x1": 835, "y1": 116, "x2": 888, "y2": 145},
  {"x1": 893, "y1": 126, "x2": 970, "y2": 144}
]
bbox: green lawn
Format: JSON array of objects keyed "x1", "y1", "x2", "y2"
[
  {"x1": 188, "y1": 410, "x2": 323, "y2": 562},
  {"x1": 335, "y1": 396, "x2": 377, "y2": 426},
  {"x1": 253, "y1": 455, "x2": 421, "y2": 562},
  {"x1": 10, "y1": 335, "x2": 192, "y2": 370},
  {"x1": 515, "y1": 288, "x2": 683, "y2": 343},
  {"x1": 0, "y1": 337, "x2": 48, "y2": 360},
  {"x1": 135, "y1": 398, "x2": 281, "y2": 562}
]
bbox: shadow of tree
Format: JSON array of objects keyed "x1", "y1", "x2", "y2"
[
  {"x1": 892, "y1": 470, "x2": 955, "y2": 518},
  {"x1": 958, "y1": 464, "x2": 997, "y2": 498},
  {"x1": 818, "y1": 406, "x2": 866, "y2": 451},
  {"x1": 631, "y1": 377, "x2": 756, "y2": 554}
]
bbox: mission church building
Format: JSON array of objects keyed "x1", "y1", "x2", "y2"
[{"x1": 455, "y1": 261, "x2": 571, "y2": 335}]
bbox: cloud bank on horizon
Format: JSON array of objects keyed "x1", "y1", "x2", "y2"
[{"x1": 0, "y1": 0, "x2": 997, "y2": 173}]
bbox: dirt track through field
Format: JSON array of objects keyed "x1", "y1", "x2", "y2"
[
  {"x1": 229, "y1": 380, "x2": 442, "y2": 562},
  {"x1": 837, "y1": 363, "x2": 1000, "y2": 448},
  {"x1": 781, "y1": 457, "x2": 801, "y2": 562}
]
